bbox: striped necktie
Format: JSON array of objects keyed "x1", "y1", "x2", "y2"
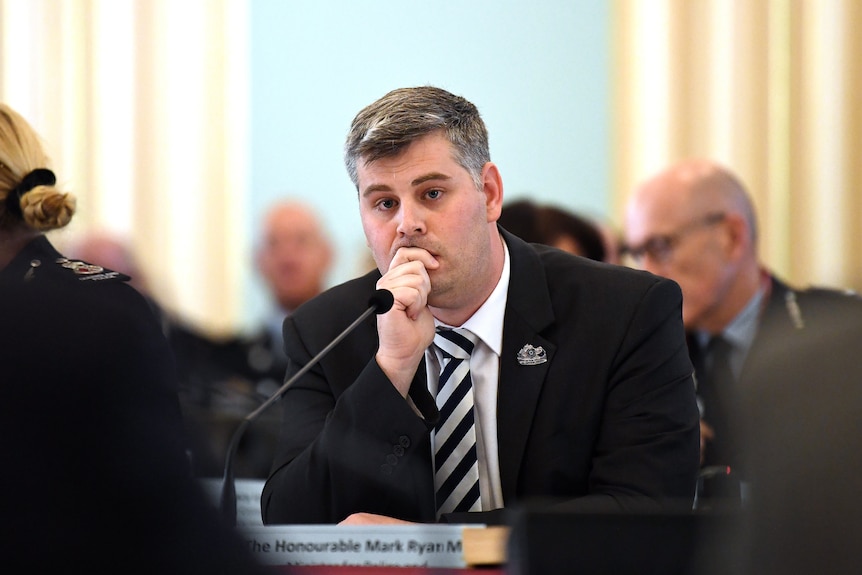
[{"x1": 433, "y1": 327, "x2": 481, "y2": 516}]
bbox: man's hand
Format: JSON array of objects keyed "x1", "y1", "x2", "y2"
[
  {"x1": 339, "y1": 512, "x2": 418, "y2": 526},
  {"x1": 375, "y1": 247, "x2": 438, "y2": 397}
]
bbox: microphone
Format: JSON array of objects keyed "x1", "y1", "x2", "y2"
[{"x1": 219, "y1": 288, "x2": 394, "y2": 526}]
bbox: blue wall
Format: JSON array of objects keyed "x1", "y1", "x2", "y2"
[{"x1": 248, "y1": 0, "x2": 610, "y2": 325}]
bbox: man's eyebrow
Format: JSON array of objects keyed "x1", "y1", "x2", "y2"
[
  {"x1": 411, "y1": 172, "x2": 451, "y2": 186},
  {"x1": 361, "y1": 172, "x2": 452, "y2": 197},
  {"x1": 361, "y1": 183, "x2": 391, "y2": 197}
]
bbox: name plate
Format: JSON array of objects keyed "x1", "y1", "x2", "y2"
[
  {"x1": 199, "y1": 478, "x2": 494, "y2": 568},
  {"x1": 240, "y1": 524, "x2": 470, "y2": 568}
]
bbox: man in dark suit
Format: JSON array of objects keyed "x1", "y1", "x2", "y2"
[
  {"x1": 623, "y1": 158, "x2": 862, "y2": 502},
  {"x1": 260, "y1": 86, "x2": 700, "y2": 526}
]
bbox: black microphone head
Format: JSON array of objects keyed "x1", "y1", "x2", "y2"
[{"x1": 369, "y1": 289, "x2": 395, "y2": 314}]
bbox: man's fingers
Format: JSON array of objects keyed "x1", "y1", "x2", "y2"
[
  {"x1": 387, "y1": 246, "x2": 439, "y2": 271},
  {"x1": 339, "y1": 512, "x2": 416, "y2": 526},
  {"x1": 378, "y1": 258, "x2": 432, "y2": 320}
]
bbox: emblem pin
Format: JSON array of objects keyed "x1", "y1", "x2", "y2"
[{"x1": 517, "y1": 344, "x2": 547, "y2": 366}]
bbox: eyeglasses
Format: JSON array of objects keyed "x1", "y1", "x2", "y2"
[{"x1": 623, "y1": 212, "x2": 726, "y2": 264}]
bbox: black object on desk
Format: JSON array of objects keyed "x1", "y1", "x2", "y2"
[{"x1": 506, "y1": 505, "x2": 744, "y2": 575}]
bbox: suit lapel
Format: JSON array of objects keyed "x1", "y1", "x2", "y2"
[{"x1": 496, "y1": 229, "x2": 556, "y2": 501}]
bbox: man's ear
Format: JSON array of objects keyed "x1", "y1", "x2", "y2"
[
  {"x1": 482, "y1": 162, "x2": 504, "y2": 222},
  {"x1": 722, "y1": 212, "x2": 751, "y2": 260}
]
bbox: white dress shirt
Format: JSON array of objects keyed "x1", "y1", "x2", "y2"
[{"x1": 426, "y1": 240, "x2": 510, "y2": 511}]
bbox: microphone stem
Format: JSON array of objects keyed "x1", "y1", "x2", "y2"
[
  {"x1": 220, "y1": 303, "x2": 379, "y2": 525},
  {"x1": 247, "y1": 304, "x2": 377, "y2": 423}
]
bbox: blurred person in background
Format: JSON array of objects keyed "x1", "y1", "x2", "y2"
[
  {"x1": 0, "y1": 102, "x2": 263, "y2": 573},
  {"x1": 596, "y1": 219, "x2": 624, "y2": 265},
  {"x1": 66, "y1": 230, "x2": 216, "y2": 345},
  {"x1": 64, "y1": 231, "x2": 248, "y2": 478},
  {"x1": 231, "y1": 200, "x2": 334, "y2": 393},
  {"x1": 179, "y1": 200, "x2": 334, "y2": 479},
  {"x1": 498, "y1": 198, "x2": 607, "y2": 262},
  {"x1": 623, "y1": 158, "x2": 862, "y2": 506},
  {"x1": 69, "y1": 203, "x2": 334, "y2": 480}
]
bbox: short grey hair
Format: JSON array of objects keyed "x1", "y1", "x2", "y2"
[{"x1": 344, "y1": 86, "x2": 490, "y2": 191}]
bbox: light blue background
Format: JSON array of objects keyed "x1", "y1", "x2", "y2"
[{"x1": 247, "y1": 1, "x2": 610, "y2": 327}]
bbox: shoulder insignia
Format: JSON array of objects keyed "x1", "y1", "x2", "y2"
[
  {"x1": 54, "y1": 257, "x2": 130, "y2": 282},
  {"x1": 784, "y1": 291, "x2": 804, "y2": 329},
  {"x1": 57, "y1": 257, "x2": 104, "y2": 275}
]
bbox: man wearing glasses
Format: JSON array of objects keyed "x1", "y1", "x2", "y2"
[{"x1": 622, "y1": 158, "x2": 862, "y2": 506}]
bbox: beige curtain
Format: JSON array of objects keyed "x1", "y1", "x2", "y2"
[
  {"x1": 613, "y1": 0, "x2": 862, "y2": 293},
  {"x1": 0, "y1": 0, "x2": 249, "y2": 335}
]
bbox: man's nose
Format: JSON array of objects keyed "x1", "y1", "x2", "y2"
[{"x1": 396, "y1": 203, "x2": 426, "y2": 236}]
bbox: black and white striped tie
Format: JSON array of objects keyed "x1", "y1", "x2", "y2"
[{"x1": 433, "y1": 327, "x2": 481, "y2": 516}]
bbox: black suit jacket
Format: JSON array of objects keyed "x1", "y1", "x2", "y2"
[
  {"x1": 261, "y1": 229, "x2": 700, "y2": 524},
  {"x1": 0, "y1": 236, "x2": 264, "y2": 574}
]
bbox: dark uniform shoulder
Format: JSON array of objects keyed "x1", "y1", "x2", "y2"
[
  {"x1": 1, "y1": 238, "x2": 161, "y2": 341},
  {"x1": 801, "y1": 284, "x2": 861, "y2": 300},
  {"x1": 792, "y1": 283, "x2": 862, "y2": 312},
  {"x1": 781, "y1": 282, "x2": 862, "y2": 330},
  {"x1": 1, "y1": 235, "x2": 131, "y2": 288}
]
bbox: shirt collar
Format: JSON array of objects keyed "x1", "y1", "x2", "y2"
[
  {"x1": 723, "y1": 284, "x2": 765, "y2": 350},
  {"x1": 695, "y1": 284, "x2": 765, "y2": 352}
]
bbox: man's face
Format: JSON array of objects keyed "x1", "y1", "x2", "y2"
[
  {"x1": 624, "y1": 181, "x2": 732, "y2": 331},
  {"x1": 257, "y1": 205, "x2": 332, "y2": 311},
  {"x1": 357, "y1": 132, "x2": 501, "y2": 313}
]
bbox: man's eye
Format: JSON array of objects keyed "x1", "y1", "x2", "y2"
[
  {"x1": 645, "y1": 236, "x2": 673, "y2": 258},
  {"x1": 426, "y1": 189, "x2": 442, "y2": 200},
  {"x1": 377, "y1": 198, "x2": 396, "y2": 210}
]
